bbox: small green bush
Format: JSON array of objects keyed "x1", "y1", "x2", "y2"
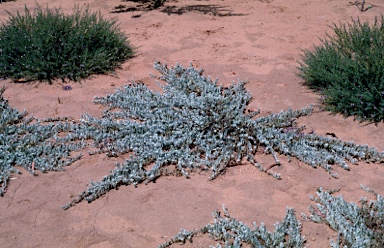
[
  {"x1": 0, "y1": 5, "x2": 133, "y2": 83},
  {"x1": 298, "y1": 16, "x2": 384, "y2": 123}
]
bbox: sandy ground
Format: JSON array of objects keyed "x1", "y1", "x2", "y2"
[{"x1": 0, "y1": 0, "x2": 383, "y2": 247}]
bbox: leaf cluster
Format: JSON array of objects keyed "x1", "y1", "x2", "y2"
[
  {"x1": 158, "y1": 205, "x2": 305, "y2": 248},
  {"x1": 303, "y1": 186, "x2": 384, "y2": 248},
  {"x1": 161, "y1": 186, "x2": 383, "y2": 248},
  {"x1": 0, "y1": 86, "x2": 84, "y2": 196},
  {"x1": 0, "y1": 5, "x2": 133, "y2": 83},
  {"x1": 298, "y1": 16, "x2": 384, "y2": 122}
]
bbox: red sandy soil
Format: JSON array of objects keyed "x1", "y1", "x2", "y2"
[{"x1": 0, "y1": 0, "x2": 383, "y2": 247}]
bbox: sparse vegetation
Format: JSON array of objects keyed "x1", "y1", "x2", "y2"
[
  {"x1": 159, "y1": 205, "x2": 305, "y2": 248},
  {"x1": 161, "y1": 186, "x2": 384, "y2": 247},
  {"x1": 303, "y1": 185, "x2": 384, "y2": 248},
  {"x1": 0, "y1": 86, "x2": 84, "y2": 196},
  {"x1": 1, "y1": 61, "x2": 383, "y2": 246}
]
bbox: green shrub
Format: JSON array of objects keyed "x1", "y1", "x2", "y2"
[
  {"x1": 298, "y1": 16, "x2": 384, "y2": 123},
  {"x1": 0, "y1": 5, "x2": 133, "y2": 83}
]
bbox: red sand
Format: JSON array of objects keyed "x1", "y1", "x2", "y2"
[{"x1": 0, "y1": 0, "x2": 383, "y2": 247}]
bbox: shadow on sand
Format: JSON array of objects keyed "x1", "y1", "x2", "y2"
[{"x1": 111, "y1": 0, "x2": 246, "y2": 17}]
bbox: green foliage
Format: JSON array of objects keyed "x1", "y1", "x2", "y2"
[
  {"x1": 0, "y1": 5, "x2": 133, "y2": 83},
  {"x1": 158, "y1": 205, "x2": 305, "y2": 248},
  {"x1": 298, "y1": 16, "x2": 384, "y2": 122},
  {"x1": 303, "y1": 186, "x2": 384, "y2": 248}
]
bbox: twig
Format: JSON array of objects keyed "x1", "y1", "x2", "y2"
[{"x1": 349, "y1": 0, "x2": 372, "y2": 12}]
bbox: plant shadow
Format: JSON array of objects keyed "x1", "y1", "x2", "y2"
[
  {"x1": 111, "y1": 0, "x2": 164, "y2": 15},
  {"x1": 161, "y1": 4, "x2": 246, "y2": 16},
  {"x1": 111, "y1": 0, "x2": 246, "y2": 17}
]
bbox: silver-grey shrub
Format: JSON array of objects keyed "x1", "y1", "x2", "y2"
[
  {"x1": 160, "y1": 186, "x2": 383, "y2": 247},
  {"x1": 0, "y1": 86, "x2": 85, "y2": 195},
  {"x1": 62, "y1": 62, "x2": 383, "y2": 209},
  {"x1": 158, "y1": 205, "x2": 305, "y2": 248},
  {"x1": 0, "y1": 61, "x2": 382, "y2": 207},
  {"x1": 302, "y1": 186, "x2": 384, "y2": 248},
  {"x1": 2, "y1": 62, "x2": 383, "y2": 246}
]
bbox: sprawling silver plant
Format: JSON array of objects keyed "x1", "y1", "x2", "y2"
[
  {"x1": 302, "y1": 185, "x2": 384, "y2": 248},
  {"x1": 0, "y1": 87, "x2": 84, "y2": 196},
  {"x1": 60, "y1": 62, "x2": 383, "y2": 209},
  {"x1": 0, "y1": 62, "x2": 383, "y2": 207},
  {"x1": 161, "y1": 186, "x2": 383, "y2": 247},
  {"x1": 2, "y1": 62, "x2": 383, "y2": 246},
  {"x1": 158, "y1": 205, "x2": 305, "y2": 248}
]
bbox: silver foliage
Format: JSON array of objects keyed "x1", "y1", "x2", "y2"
[
  {"x1": 0, "y1": 86, "x2": 85, "y2": 195},
  {"x1": 62, "y1": 62, "x2": 384, "y2": 209},
  {"x1": 160, "y1": 186, "x2": 384, "y2": 247},
  {"x1": 302, "y1": 186, "x2": 384, "y2": 247},
  {"x1": 158, "y1": 205, "x2": 305, "y2": 248},
  {"x1": 1, "y1": 62, "x2": 383, "y2": 208},
  {"x1": 2, "y1": 65, "x2": 383, "y2": 246}
]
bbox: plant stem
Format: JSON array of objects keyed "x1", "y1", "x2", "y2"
[{"x1": 361, "y1": 0, "x2": 365, "y2": 12}]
